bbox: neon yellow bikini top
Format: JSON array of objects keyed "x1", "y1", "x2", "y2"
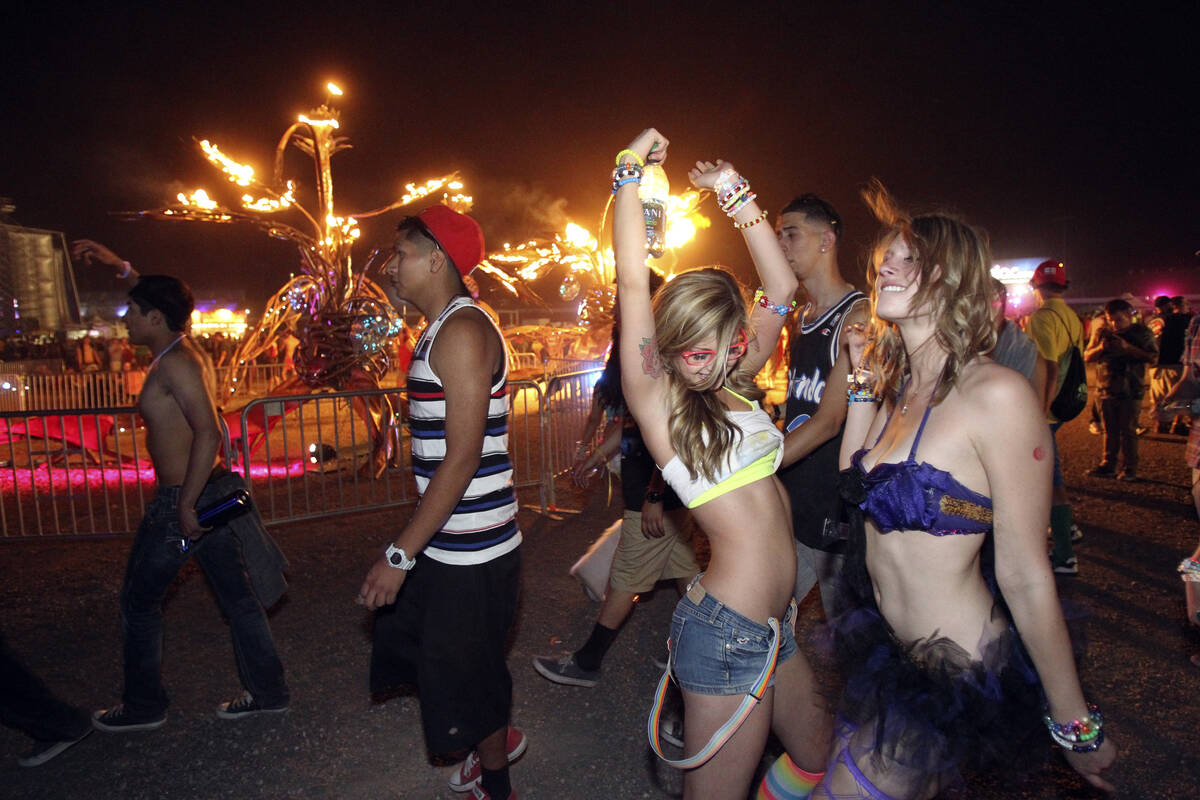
[{"x1": 660, "y1": 388, "x2": 784, "y2": 508}]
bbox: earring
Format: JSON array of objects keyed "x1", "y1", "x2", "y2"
[{"x1": 820, "y1": 247, "x2": 827, "y2": 253}]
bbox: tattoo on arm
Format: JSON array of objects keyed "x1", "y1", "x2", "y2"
[
  {"x1": 1033, "y1": 446, "x2": 1046, "y2": 461},
  {"x1": 639, "y1": 337, "x2": 663, "y2": 378}
]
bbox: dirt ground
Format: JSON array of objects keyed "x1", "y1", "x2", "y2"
[{"x1": 0, "y1": 414, "x2": 1198, "y2": 799}]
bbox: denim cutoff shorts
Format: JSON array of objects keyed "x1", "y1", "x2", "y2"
[{"x1": 668, "y1": 576, "x2": 797, "y2": 696}]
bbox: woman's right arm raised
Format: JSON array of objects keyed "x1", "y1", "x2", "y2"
[
  {"x1": 839, "y1": 321, "x2": 883, "y2": 469},
  {"x1": 613, "y1": 129, "x2": 672, "y2": 452}
]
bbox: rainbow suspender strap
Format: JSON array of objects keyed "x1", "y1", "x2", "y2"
[{"x1": 646, "y1": 616, "x2": 781, "y2": 769}]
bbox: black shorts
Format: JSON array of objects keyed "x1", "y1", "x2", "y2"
[{"x1": 370, "y1": 547, "x2": 520, "y2": 755}]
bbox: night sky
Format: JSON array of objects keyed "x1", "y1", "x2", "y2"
[{"x1": 3, "y1": 1, "x2": 1196, "y2": 309}]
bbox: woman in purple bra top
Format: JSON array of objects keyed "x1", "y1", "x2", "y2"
[
  {"x1": 816, "y1": 182, "x2": 1117, "y2": 799},
  {"x1": 612, "y1": 129, "x2": 831, "y2": 799}
]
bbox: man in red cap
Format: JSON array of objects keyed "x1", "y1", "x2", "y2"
[
  {"x1": 1027, "y1": 260, "x2": 1085, "y2": 574},
  {"x1": 359, "y1": 206, "x2": 524, "y2": 800}
]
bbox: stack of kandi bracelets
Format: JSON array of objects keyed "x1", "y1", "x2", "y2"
[
  {"x1": 1043, "y1": 704, "x2": 1105, "y2": 753},
  {"x1": 847, "y1": 365, "x2": 878, "y2": 402},
  {"x1": 713, "y1": 167, "x2": 768, "y2": 231},
  {"x1": 613, "y1": 149, "x2": 644, "y2": 193}
]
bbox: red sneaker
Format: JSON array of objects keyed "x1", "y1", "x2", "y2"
[{"x1": 447, "y1": 727, "x2": 527, "y2": 792}]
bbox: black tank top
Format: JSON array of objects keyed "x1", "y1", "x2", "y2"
[{"x1": 778, "y1": 290, "x2": 866, "y2": 549}]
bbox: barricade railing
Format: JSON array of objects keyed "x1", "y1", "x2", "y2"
[
  {"x1": 0, "y1": 379, "x2": 553, "y2": 538},
  {"x1": 3, "y1": 363, "x2": 294, "y2": 412},
  {"x1": 540, "y1": 369, "x2": 604, "y2": 496},
  {"x1": 216, "y1": 363, "x2": 291, "y2": 400},
  {"x1": 18, "y1": 371, "x2": 143, "y2": 411},
  {"x1": 233, "y1": 380, "x2": 549, "y2": 526},
  {"x1": 0, "y1": 406, "x2": 150, "y2": 540}
]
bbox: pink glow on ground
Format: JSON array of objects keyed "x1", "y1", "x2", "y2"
[{"x1": 0, "y1": 460, "x2": 307, "y2": 494}]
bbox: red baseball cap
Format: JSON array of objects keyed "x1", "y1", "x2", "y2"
[
  {"x1": 1030, "y1": 259, "x2": 1068, "y2": 289},
  {"x1": 416, "y1": 205, "x2": 485, "y2": 276}
]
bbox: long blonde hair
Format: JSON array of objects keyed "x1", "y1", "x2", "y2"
[
  {"x1": 652, "y1": 268, "x2": 764, "y2": 482},
  {"x1": 861, "y1": 180, "x2": 997, "y2": 404}
]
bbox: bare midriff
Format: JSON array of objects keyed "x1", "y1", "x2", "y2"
[{"x1": 689, "y1": 473, "x2": 796, "y2": 624}]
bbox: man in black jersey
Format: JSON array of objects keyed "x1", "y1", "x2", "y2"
[{"x1": 775, "y1": 195, "x2": 868, "y2": 617}]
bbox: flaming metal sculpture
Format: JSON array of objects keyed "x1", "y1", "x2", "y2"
[{"x1": 123, "y1": 82, "x2": 711, "y2": 473}]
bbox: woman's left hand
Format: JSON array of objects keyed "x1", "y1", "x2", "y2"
[
  {"x1": 1063, "y1": 737, "x2": 1117, "y2": 793},
  {"x1": 688, "y1": 160, "x2": 735, "y2": 191},
  {"x1": 626, "y1": 128, "x2": 669, "y2": 165}
]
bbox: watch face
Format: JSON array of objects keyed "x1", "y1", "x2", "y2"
[{"x1": 389, "y1": 551, "x2": 403, "y2": 566}]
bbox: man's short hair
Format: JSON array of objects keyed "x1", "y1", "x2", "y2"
[
  {"x1": 780, "y1": 194, "x2": 843, "y2": 240},
  {"x1": 1171, "y1": 296, "x2": 1186, "y2": 311},
  {"x1": 128, "y1": 275, "x2": 194, "y2": 332},
  {"x1": 1104, "y1": 298, "x2": 1133, "y2": 316},
  {"x1": 1154, "y1": 295, "x2": 1172, "y2": 310}
]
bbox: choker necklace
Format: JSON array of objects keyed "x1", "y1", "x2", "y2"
[{"x1": 149, "y1": 335, "x2": 185, "y2": 372}]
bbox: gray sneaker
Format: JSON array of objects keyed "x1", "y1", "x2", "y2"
[
  {"x1": 532, "y1": 653, "x2": 599, "y2": 687},
  {"x1": 216, "y1": 691, "x2": 289, "y2": 720},
  {"x1": 92, "y1": 705, "x2": 167, "y2": 733}
]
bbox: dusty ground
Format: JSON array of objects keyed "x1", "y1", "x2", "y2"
[{"x1": 0, "y1": 415, "x2": 1197, "y2": 799}]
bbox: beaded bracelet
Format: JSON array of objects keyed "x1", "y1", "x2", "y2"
[
  {"x1": 753, "y1": 288, "x2": 797, "y2": 317},
  {"x1": 1043, "y1": 705, "x2": 1105, "y2": 753},
  {"x1": 733, "y1": 210, "x2": 769, "y2": 230},
  {"x1": 615, "y1": 149, "x2": 645, "y2": 168},
  {"x1": 612, "y1": 163, "x2": 643, "y2": 194},
  {"x1": 847, "y1": 365, "x2": 878, "y2": 402},
  {"x1": 718, "y1": 182, "x2": 750, "y2": 212},
  {"x1": 722, "y1": 191, "x2": 757, "y2": 217}
]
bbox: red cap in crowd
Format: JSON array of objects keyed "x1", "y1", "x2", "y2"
[
  {"x1": 417, "y1": 205, "x2": 485, "y2": 277},
  {"x1": 1030, "y1": 259, "x2": 1068, "y2": 289}
]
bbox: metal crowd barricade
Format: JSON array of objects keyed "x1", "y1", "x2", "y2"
[
  {"x1": 20, "y1": 371, "x2": 139, "y2": 411},
  {"x1": 231, "y1": 380, "x2": 551, "y2": 526},
  {"x1": 0, "y1": 374, "x2": 574, "y2": 539},
  {"x1": 0, "y1": 406, "x2": 149, "y2": 539},
  {"x1": 540, "y1": 368, "x2": 604, "y2": 487}
]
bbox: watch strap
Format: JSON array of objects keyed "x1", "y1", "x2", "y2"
[{"x1": 385, "y1": 543, "x2": 417, "y2": 570}]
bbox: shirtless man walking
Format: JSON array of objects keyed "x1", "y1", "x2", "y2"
[{"x1": 72, "y1": 240, "x2": 289, "y2": 731}]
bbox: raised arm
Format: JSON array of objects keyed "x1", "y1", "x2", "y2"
[
  {"x1": 71, "y1": 239, "x2": 141, "y2": 286},
  {"x1": 975, "y1": 369, "x2": 1116, "y2": 791},
  {"x1": 839, "y1": 321, "x2": 884, "y2": 469},
  {"x1": 689, "y1": 161, "x2": 797, "y2": 376},
  {"x1": 613, "y1": 130, "x2": 672, "y2": 456}
]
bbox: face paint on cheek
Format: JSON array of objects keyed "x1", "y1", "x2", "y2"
[{"x1": 1033, "y1": 446, "x2": 1047, "y2": 461}]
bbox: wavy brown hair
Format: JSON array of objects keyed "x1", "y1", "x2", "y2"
[
  {"x1": 651, "y1": 267, "x2": 764, "y2": 483},
  {"x1": 861, "y1": 179, "x2": 997, "y2": 405}
]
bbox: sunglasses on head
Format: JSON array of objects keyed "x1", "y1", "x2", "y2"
[{"x1": 680, "y1": 329, "x2": 748, "y2": 367}]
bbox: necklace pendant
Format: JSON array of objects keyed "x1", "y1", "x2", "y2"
[{"x1": 900, "y1": 403, "x2": 909, "y2": 415}]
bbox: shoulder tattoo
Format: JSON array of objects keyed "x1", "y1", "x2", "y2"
[{"x1": 639, "y1": 337, "x2": 664, "y2": 378}]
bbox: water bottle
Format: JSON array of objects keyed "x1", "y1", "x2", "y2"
[{"x1": 639, "y1": 163, "x2": 669, "y2": 258}]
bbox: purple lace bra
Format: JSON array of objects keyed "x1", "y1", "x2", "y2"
[{"x1": 851, "y1": 381, "x2": 993, "y2": 536}]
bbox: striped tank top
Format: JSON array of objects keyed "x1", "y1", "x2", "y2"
[{"x1": 407, "y1": 296, "x2": 521, "y2": 565}]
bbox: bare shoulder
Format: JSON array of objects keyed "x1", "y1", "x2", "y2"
[
  {"x1": 158, "y1": 340, "x2": 209, "y2": 385},
  {"x1": 431, "y1": 307, "x2": 501, "y2": 374},
  {"x1": 957, "y1": 358, "x2": 1039, "y2": 422}
]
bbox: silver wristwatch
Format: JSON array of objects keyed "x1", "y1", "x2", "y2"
[{"x1": 385, "y1": 544, "x2": 417, "y2": 570}]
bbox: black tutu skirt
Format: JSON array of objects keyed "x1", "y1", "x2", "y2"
[
  {"x1": 826, "y1": 602, "x2": 1048, "y2": 794},
  {"x1": 822, "y1": 468, "x2": 1051, "y2": 796}
]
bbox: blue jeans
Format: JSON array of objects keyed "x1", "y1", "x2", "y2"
[
  {"x1": 120, "y1": 484, "x2": 287, "y2": 717},
  {"x1": 668, "y1": 577, "x2": 797, "y2": 696}
]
